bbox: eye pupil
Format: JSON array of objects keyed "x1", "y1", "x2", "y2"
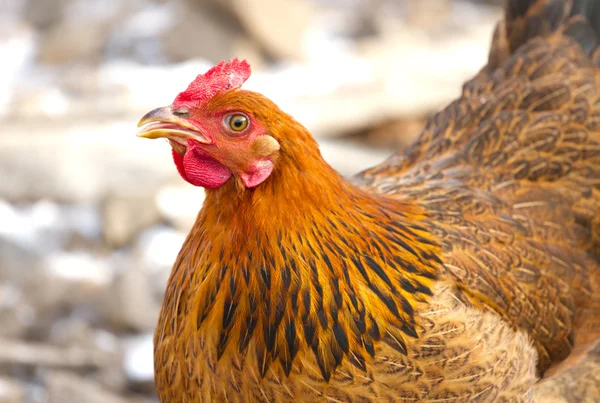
[{"x1": 228, "y1": 114, "x2": 248, "y2": 132}]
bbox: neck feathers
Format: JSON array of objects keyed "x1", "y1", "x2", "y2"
[{"x1": 157, "y1": 130, "x2": 442, "y2": 381}]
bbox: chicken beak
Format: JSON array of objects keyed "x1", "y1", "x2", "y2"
[{"x1": 136, "y1": 106, "x2": 211, "y2": 144}]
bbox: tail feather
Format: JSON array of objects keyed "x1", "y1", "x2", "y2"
[{"x1": 489, "y1": 0, "x2": 600, "y2": 69}]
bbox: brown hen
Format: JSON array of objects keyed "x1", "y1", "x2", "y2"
[{"x1": 137, "y1": 0, "x2": 600, "y2": 401}]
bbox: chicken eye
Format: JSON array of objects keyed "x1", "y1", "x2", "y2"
[{"x1": 226, "y1": 114, "x2": 249, "y2": 132}]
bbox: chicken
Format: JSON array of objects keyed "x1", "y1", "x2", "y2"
[{"x1": 136, "y1": 0, "x2": 600, "y2": 401}]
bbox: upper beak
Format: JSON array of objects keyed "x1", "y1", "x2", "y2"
[{"x1": 136, "y1": 106, "x2": 211, "y2": 144}]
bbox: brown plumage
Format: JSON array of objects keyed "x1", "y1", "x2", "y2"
[{"x1": 137, "y1": 0, "x2": 600, "y2": 401}]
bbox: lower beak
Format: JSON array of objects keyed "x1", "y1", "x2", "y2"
[{"x1": 136, "y1": 106, "x2": 211, "y2": 144}]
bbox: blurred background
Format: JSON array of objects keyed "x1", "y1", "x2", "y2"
[{"x1": 0, "y1": 0, "x2": 501, "y2": 401}]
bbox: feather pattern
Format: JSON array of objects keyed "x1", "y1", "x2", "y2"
[{"x1": 156, "y1": 153, "x2": 440, "y2": 384}]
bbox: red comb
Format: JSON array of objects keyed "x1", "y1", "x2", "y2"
[{"x1": 173, "y1": 58, "x2": 251, "y2": 105}]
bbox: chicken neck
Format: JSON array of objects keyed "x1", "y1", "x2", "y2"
[{"x1": 156, "y1": 131, "x2": 442, "y2": 380}]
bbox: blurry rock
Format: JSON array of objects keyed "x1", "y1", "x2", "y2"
[
  {"x1": 99, "y1": 225, "x2": 187, "y2": 332},
  {"x1": 63, "y1": 205, "x2": 104, "y2": 251},
  {"x1": 229, "y1": 0, "x2": 312, "y2": 61},
  {"x1": 317, "y1": 138, "x2": 391, "y2": 176},
  {"x1": 0, "y1": 200, "x2": 69, "y2": 255},
  {"x1": 8, "y1": 87, "x2": 71, "y2": 119},
  {"x1": 0, "y1": 199, "x2": 110, "y2": 338},
  {"x1": 360, "y1": 115, "x2": 428, "y2": 149},
  {"x1": 101, "y1": 251, "x2": 161, "y2": 332},
  {"x1": 0, "y1": 284, "x2": 35, "y2": 339},
  {"x1": 46, "y1": 371, "x2": 128, "y2": 403},
  {"x1": 106, "y1": 1, "x2": 175, "y2": 63},
  {"x1": 129, "y1": 397, "x2": 158, "y2": 403},
  {"x1": 89, "y1": 330, "x2": 128, "y2": 393},
  {"x1": 43, "y1": 251, "x2": 113, "y2": 299},
  {"x1": 136, "y1": 226, "x2": 185, "y2": 286},
  {"x1": 0, "y1": 206, "x2": 43, "y2": 338},
  {"x1": 36, "y1": 0, "x2": 121, "y2": 65},
  {"x1": 91, "y1": 58, "x2": 212, "y2": 113},
  {"x1": 0, "y1": 377, "x2": 26, "y2": 403},
  {"x1": 106, "y1": 268, "x2": 160, "y2": 331},
  {"x1": 38, "y1": 21, "x2": 107, "y2": 65},
  {"x1": 470, "y1": 0, "x2": 503, "y2": 4},
  {"x1": 123, "y1": 334, "x2": 155, "y2": 393},
  {"x1": 8, "y1": 251, "x2": 111, "y2": 338},
  {"x1": 0, "y1": 338, "x2": 110, "y2": 369},
  {"x1": 154, "y1": 185, "x2": 204, "y2": 232},
  {"x1": 0, "y1": 242, "x2": 112, "y2": 340},
  {"x1": 162, "y1": 0, "x2": 255, "y2": 64},
  {"x1": 102, "y1": 197, "x2": 161, "y2": 248},
  {"x1": 405, "y1": 0, "x2": 452, "y2": 30},
  {"x1": 47, "y1": 324, "x2": 127, "y2": 393},
  {"x1": 0, "y1": 22, "x2": 36, "y2": 119},
  {"x1": 0, "y1": 199, "x2": 100, "y2": 257},
  {"x1": 0, "y1": 219, "x2": 41, "y2": 278},
  {"x1": 63, "y1": 204, "x2": 103, "y2": 240},
  {"x1": 0, "y1": 121, "x2": 178, "y2": 203},
  {"x1": 49, "y1": 319, "x2": 100, "y2": 350},
  {"x1": 23, "y1": 0, "x2": 69, "y2": 31}
]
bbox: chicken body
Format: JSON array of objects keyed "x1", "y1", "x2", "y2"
[{"x1": 146, "y1": 0, "x2": 600, "y2": 401}]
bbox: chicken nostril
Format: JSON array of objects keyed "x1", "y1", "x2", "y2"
[{"x1": 173, "y1": 107, "x2": 190, "y2": 118}]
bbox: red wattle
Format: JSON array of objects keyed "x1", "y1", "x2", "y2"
[
  {"x1": 172, "y1": 148, "x2": 190, "y2": 182},
  {"x1": 171, "y1": 142, "x2": 232, "y2": 188}
]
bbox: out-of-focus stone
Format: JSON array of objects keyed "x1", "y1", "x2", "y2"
[
  {"x1": 37, "y1": 21, "x2": 108, "y2": 65},
  {"x1": 8, "y1": 87, "x2": 71, "y2": 119},
  {"x1": 0, "y1": 230, "x2": 41, "y2": 280},
  {"x1": 49, "y1": 319, "x2": 99, "y2": 350},
  {"x1": 90, "y1": 330, "x2": 128, "y2": 394},
  {"x1": 0, "y1": 212, "x2": 43, "y2": 338},
  {"x1": 360, "y1": 115, "x2": 428, "y2": 149},
  {"x1": 0, "y1": 246, "x2": 113, "y2": 341},
  {"x1": 229, "y1": 0, "x2": 312, "y2": 61},
  {"x1": 154, "y1": 185, "x2": 204, "y2": 232},
  {"x1": 0, "y1": 200, "x2": 101, "y2": 255},
  {"x1": 405, "y1": 0, "x2": 452, "y2": 30},
  {"x1": 102, "y1": 197, "x2": 161, "y2": 248},
  {"x1": 136, "y1": 226, "x2": 184, "y2": 272},
  {"x1": 162, "y1": 0, "x2": 249, "y2": 64},
  {"x1": 35, "y1": 0, "x2": 122, "y2": 65},
  {"x1": 100, "y1": 250, "x2": 161, "y2": 332},
  {"x1": 317, "y1": 138, "x2": 391, "y2": 176},
  {"x1": 106, "y1": 1, "x2": 175, "y2": 63},
  {"x1": 46, "y1": 371, "x2": 128, "y2": 403},
  {"x1": 0, "y1": 200, "x2": 68, "y2": 255},
  {"x1": 0, "y1": 284, "x2": 34, "y2": 339},
  {"x1": 6, "y1": 251, "x2": 111, "y2": 338},
  {"x1": 0, "y1": 377, "x2": 26, "y2": 403},
  {"x1": 0, "y1": 121, "x2": 178, "y2": 203},
  {"x1": 23, "y1": 0, "x2": 69, "y2": 31},
  {"x1": 135, "y1": 226, "x2": 185, "y2": 286},
  {"x1": 46, "y1": 324, "x2": 127, "y2": 393},
  {"x1": 123, "y1": 334, "x2": 155, "y2": 393},
  {"x1": 0, "y1": 22, "x2": 36, "y2": 119},
  {"x1": 0, "y1": 338, "x2": 110, "y2": 369},
  {"x1": 42, "y1": 251, "x2": 113, "y2": 298},
  {"x1": 105, "y1": 265, "x2": 160, "y2": 333}
]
